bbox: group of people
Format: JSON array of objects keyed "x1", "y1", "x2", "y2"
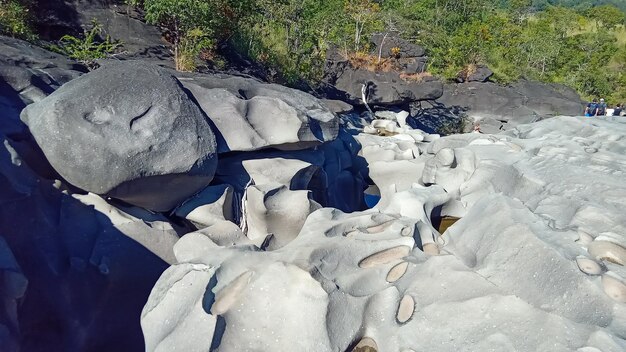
[{"x1": 584, "y1": 98, "x2": 623, "y2": 117}]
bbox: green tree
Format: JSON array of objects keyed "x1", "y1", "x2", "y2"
[
  {"x1": 591, "y1": 4, "x2": 625, "y2": 29},
  {"x1": 143, "y1": 0, "x2": 221, "y2": 70},
  {"x1": 344, "y1": 0, "x2": 382, "y2": 51}
]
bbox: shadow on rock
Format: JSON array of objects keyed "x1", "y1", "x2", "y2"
[
  {"x1": 1, "y1": 135, "x2": 172, "y2": 352},
  {"x1": 408, "y1": 101, "x2": 470, "y2": 135}
]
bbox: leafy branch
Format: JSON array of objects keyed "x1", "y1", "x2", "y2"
[{"x1": 49, "y1": 19, "x2": 123, "y2": 69}]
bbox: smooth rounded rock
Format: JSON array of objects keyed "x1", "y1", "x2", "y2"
[
  {"x1": 410, "y1": 133, "x2": 425, "y2": 142},
  {"x1": 21, "y1": 61, "x2": 218, "y2": 211},
  {"x1": 576, "y1": 230, "x2": 594, "y2": 245},
  {"x1": 436, "y1": 148, "x2": 455, "y2": 167},
  {"x1": 182, "y1": 76, "x2": 338, "y2": 152},
  {"x1": 396, "y1": 294, "x2": 415, "y2": 323},
  {"x1": 364, "y1": 126, "x2": 378, "y2": 134},
  {"x1": 372, "y1": 119, "x2": 390, "y2": 128},
  {"x1": 401, "y1": 226, "x2": 413, "y2": 237}
]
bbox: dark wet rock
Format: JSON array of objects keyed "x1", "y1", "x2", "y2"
[
  {"x1": 76, "y1": 3, "x2": 173, "y2": 64},
  {"x1": 326, "y1": 67, "x2": 443, "y2": 106},
  {"x1": 0, "y1": 236, "x2": 27, "y2": 352},
  {"x1": 29, "y1": 0, "x2": 172, "y2": 64},
  {"x1": 0, "y1": 35, "x2": 87, "y2": 179},
  {"x1": 323, "y1": 44, "x2": 442, "y2": 106}
]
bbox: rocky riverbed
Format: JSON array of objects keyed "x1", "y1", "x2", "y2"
[{"x1": 0, "y1": 30, "x2": 624, "y2": 352}]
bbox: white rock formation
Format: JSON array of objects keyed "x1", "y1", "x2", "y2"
[
  {"x1": 143, "y1": 116, "x2": 626, "y2": 351},
  {"x1": 180, "y1": 75, "x2": 339, "y2": 152}
]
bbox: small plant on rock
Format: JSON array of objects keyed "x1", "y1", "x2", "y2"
[
  {"x1": 390, "y1": 46, "x2": 401, "y2": 58},
  {"x1": 175, "y1": 27, "x2": 213, "y2": 72},
  {"x1": 347, "y1": 51, "x2": 396, "y2": 72},
  {"x1": 50, "y1": 19, "x2": 122, "y2": 69},
  {"x1": 0, "y1": 0, "x2": 36, "y2": 40},
  {"x1": 438, "y1": 114, "x2": 470, "y2": 136}
]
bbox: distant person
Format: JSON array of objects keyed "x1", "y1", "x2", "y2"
[
  {"x1": 597, "y1": 98, "x2": 608, "y2": 116},
  {"x1": 585, "y1": 98, "x2": 598, "y2": 117},
  {"x1": 613, "y1": 103, "x2": 623, "y2": 116}
]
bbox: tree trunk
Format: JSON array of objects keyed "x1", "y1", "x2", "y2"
[
  {"x1": 174, "y1": 21, "x2": 180, "y2": 71},
  {"x1": 355, "y1": 21, "x2": 360, "y2": 51},
  {"x1": 378, "y1": 32, "x2": 388, "y2": 63}
]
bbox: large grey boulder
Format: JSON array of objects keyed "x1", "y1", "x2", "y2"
[
  {"x1": 21, "y1": 61, "x2": 218, "y2": 211},
  {"x1": 179, "y1": 74, "x2": 339, "y2": 152}
]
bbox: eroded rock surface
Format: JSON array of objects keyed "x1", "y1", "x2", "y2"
[
  {"x1": 2, "y1": 32, "x2": 626, "y2": 352},
  {"x1": 180, "y1": 74, "x2": 338, "y2": 152},
  {"x1": 144, "y1": 116, "x2": 626, "y2": 351}
]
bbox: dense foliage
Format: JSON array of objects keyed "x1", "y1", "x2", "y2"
[
  {"x1": 0, "y1": 0, "x2": 36, "y2": 40},
  {"x1": 134, "y1": 0, "x2": 626, "y2": 101},
  {"x1": 47, "y1": 20, "x2": 122, "y2": 69},
  {"x1": 4, "y1": 0, "x2": 626, "y2": 102}
]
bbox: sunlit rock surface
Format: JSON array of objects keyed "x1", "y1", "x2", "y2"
[
  {"x1": 2, "y1": 34, "x2": 625, "y2": 352},
  {"x1": 143, "y1": 116, "x2": 626, "y2": 351}
]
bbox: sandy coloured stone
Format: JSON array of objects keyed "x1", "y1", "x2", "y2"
[
  {"x1": 386, "y1": 262, "x2": 409, "y2": 283},
  {"x1": 601, "y1": 273, "x2": 626, "y2": 303},
  {"x1": 396, "y1": 294, "x2": 415, "y2": 323},
  {"x1": 575, "y1": 257, "x2": 604, "y2": 276},
  {"x1": 358, "y1": 246, "x2": 412, "y2": 268},
  {"x1": 422, "y1": 243, "x2": 440, "y2": 255},
  {"x1": 588, "y1": 240, "x2": 626, "y2": 266},
  {"x1": 211, "y1": 271, "x2": 254, "y2": 315},
  {"x1": 353, "y1": 337, "x2": 378, "y2": 352}
]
